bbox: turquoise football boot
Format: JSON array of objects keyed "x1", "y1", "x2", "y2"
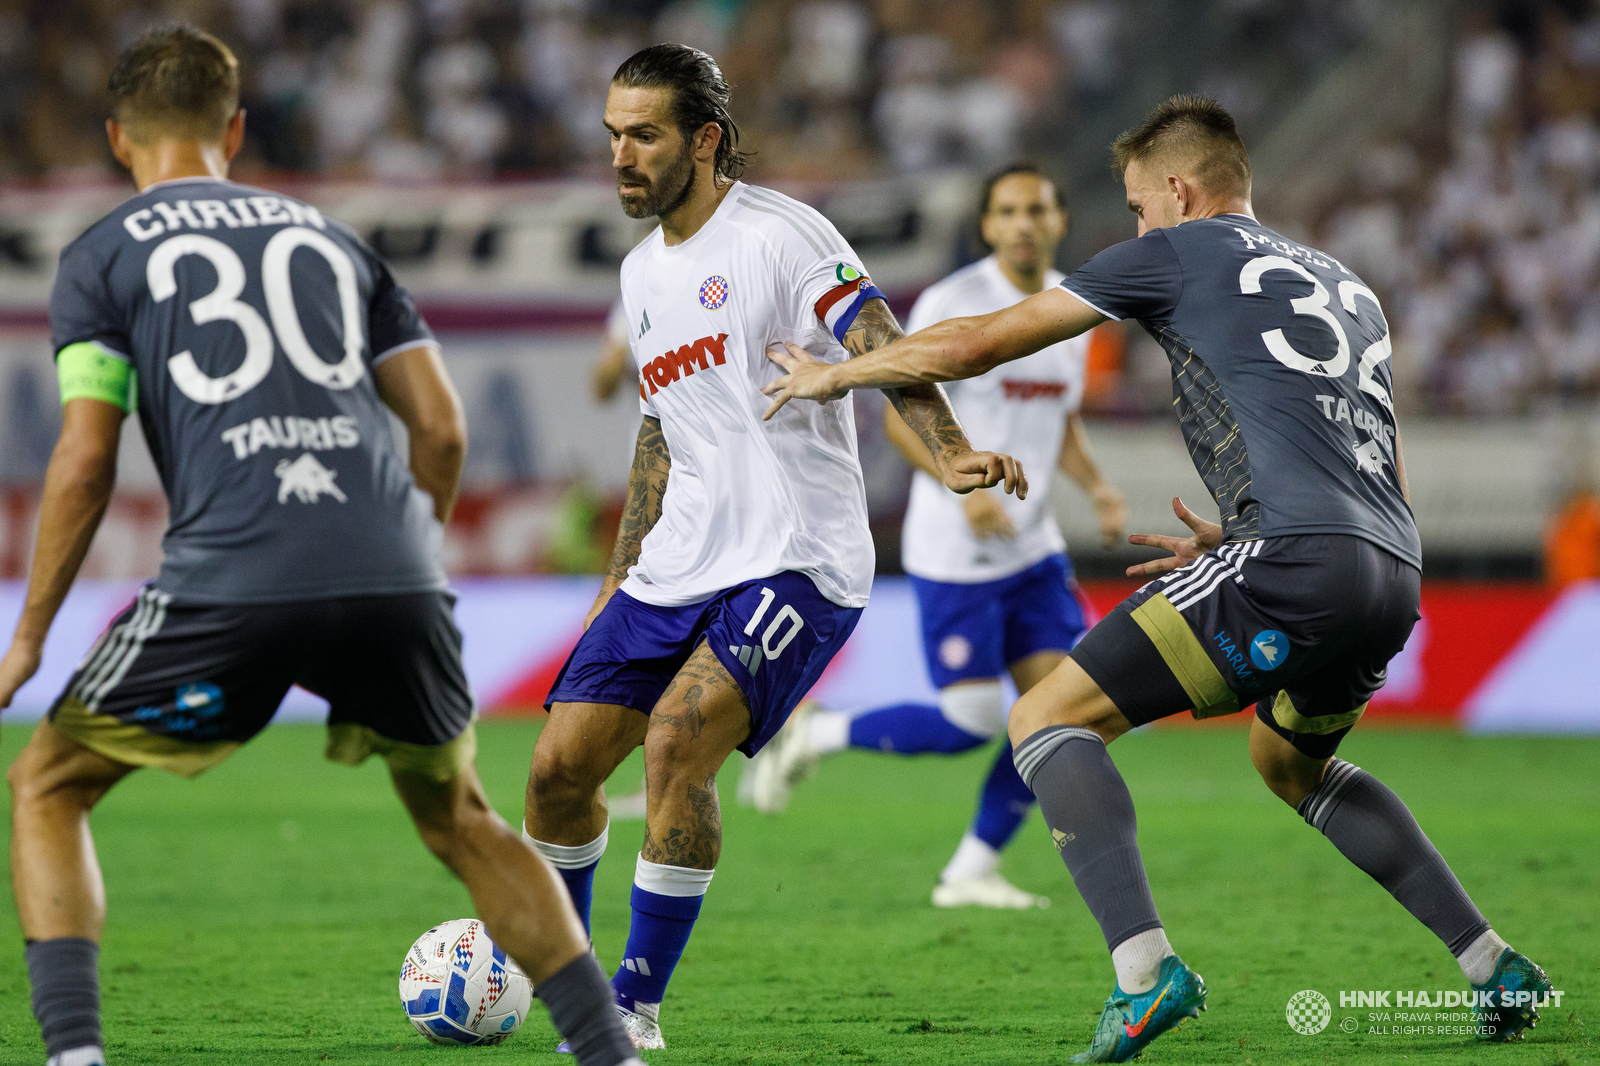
[
  {"x1": 1069, "y1": 954, "x2": 1206, "y2": 1063},
  {"x1": 1472, "y1": 948, "x2": 1551, "y2": 1042}
]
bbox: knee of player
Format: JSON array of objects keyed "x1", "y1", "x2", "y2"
[
  {"x1": 1250, "y1": 745, "x2": 1317, "y2": 807},
  {"x1": 529, "y1": 740, "x2": 608, "y2": 803},
  {"x1": 641, "y1": 727, "x2": 695, "y2": 783},
  {"x1": 7, "y1": 740, "x2": 82, "y2": 807},
  {"x1": 939, "y1": 681, "x2": 1007, "y2": 740}
]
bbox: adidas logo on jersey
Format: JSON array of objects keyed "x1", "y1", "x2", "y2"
[
  {"x1": 639, "y1": 309, "x2": 651, "y2": 337},
  {"x1": 639, "y1": 333, "x2": 729, "y2": 399}
]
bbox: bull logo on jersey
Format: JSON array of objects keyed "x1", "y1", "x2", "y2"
[
  {"x1": 699, "y1": 276, "x2": 729, "y2": 310},
  {"x1": 639, "y1": 333, "x2": 730, "y2": 398},
  {"x1": 1352, "y1": 439, "x2": 1387, "y2": 475},
  {"x1": 274, "y1": 453, "x2": 348, "y2": 504}
]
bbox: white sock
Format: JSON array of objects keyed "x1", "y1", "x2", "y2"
[
  {"x1": 807, "y1": 710, "x2": 851, "y2": 755},
  {"x1": 1111, "y1": 928, "x2": 1174, "y2": 994},
  {"x1": 940, "y1": 832, "x2": 1000, "y2": 883},
  {"x1": 522, "y1": 823, "x2": 608, "y2": 869},
  {"x1": 47, "y1": 1047, "x2": 104, "y2": 1066},
  {"x1": 1457, "y1": 928, "x2": 1510, "y2": 985}
]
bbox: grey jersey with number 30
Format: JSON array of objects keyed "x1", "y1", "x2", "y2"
[
  {"x1": 1061, "y1": 214, "x2": 1421, "y2": 569},
  {"x1": 49, "y1": 176, "x2": 447, "y2": 603}
]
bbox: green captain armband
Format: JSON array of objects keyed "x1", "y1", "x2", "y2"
[{"x1": 57, "y1": 342, "x2": 136, "y2": 412}]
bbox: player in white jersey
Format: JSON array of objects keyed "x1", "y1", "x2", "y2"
[
  {"x1": 750, "y1": 167, "x2": 1127, "y2": 911},
  {"x1": 519, "y1": 45, "x2": 1025, "y2": 1051}
]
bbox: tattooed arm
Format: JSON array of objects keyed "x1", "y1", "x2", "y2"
[
  {"x1": 587, "y1": 415, "x2": 669, "y2": 629},
  {"x1": 840, "y1": 298, "x2": 1027, "y2": 497}
]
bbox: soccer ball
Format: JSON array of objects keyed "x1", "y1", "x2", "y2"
[{"x1": 399, "y1": 918, "x2": 532, "y2": 1045}]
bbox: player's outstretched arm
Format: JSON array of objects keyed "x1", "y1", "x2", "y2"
[
  {"x1": 1059, "y1": 413, "x2": 1127, "y2": 548},
  {"x1": 376, "y1": 345, "x2": 468, "y2": 523},
  {"x1": 840, "y1": 299, "x2": 1025, "y2": 498},
  {"x1": 0, "y1": 399, "x2": 123, "y2": 709},
  {"x1": 587, "y1": 415, "x2": 669, "y2": 628},
  {"x1": 763, "y1": 288, "x2": 1103, "y2": 416}
]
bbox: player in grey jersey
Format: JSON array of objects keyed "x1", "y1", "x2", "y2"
[
  {"x1": 764, "y1": 95, "x2": 1550, "y2": 1061},
  {"x1": 0, "y1": 26, "x2": 640, "y2": 1066}
]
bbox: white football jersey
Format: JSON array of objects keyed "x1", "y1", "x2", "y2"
[
  {"x1": 901, "y1": 256, "x2": 1089, "y2": 583},
  {"x1": 618, "y1": 182, "x2": 877, "y2": 609}
]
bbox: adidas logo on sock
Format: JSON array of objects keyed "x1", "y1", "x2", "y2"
[
  {"x1": 620, "y1": 956, "x2": 653, "y2": 976},
  {"x1": 728, "y1": 644, "x2": 762, "y2": 676}
]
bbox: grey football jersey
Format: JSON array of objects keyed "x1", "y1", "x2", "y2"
[
  {"x1": 49, "y1": 176, "x2": 447, "y2": 603},
  {"x1": 1061, "y1": 215, "x2": 1421, "y2": 569}
]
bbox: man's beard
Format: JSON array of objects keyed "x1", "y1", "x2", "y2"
[{"x1": 617, "y1": 141, "x2": 697, "y2": 220}]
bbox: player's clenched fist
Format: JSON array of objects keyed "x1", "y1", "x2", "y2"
[{"x1": 943, "y1": 450, "x2": 1026, "y2": 499}]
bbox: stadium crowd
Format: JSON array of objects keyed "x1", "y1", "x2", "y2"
[{"x1": 1, "y1": 0, "x2": 1598, "y2": 416}]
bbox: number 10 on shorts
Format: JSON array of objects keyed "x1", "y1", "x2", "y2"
[{"x1": 732, "y1": 587, "x2": 805, "y2": 676}]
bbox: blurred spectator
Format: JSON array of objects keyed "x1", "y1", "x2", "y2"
[
  {"x1": 1545, "y1": 487, "x2": 1600, "y2": 587},
  {"x1": 2, "y1": 0, "x2": 1598, "y2": 420}
]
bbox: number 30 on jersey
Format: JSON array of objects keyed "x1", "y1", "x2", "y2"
[{"x1": 146, "y1": 226, "x2": 366, "y2": 404}]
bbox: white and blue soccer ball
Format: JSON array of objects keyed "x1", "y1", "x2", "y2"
[{"x1": 399, "y1": 918, "x2": 532, "y2": 1045}]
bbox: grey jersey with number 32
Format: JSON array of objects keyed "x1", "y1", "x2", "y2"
[
  {"x1": 49, "y1": 176, "x2": 447, "y2": 603},
  {"x1": 1061, "y1": 214, "x2": 1421, "y2": 569}
]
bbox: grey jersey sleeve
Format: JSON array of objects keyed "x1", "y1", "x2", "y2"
[
  {"x1": 365, "y1": 248, "x2": 437, "y2": 365},
  {"x1": 49, "y1": 238, "x2": 129, "y2": 358},
  {"x1": 1059, "y1": 229, "x2": 1185, "y2": 326}
]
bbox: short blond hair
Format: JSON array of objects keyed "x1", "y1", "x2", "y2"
[{"x1": 108, "y1": 24, "x2": 240, "y2": 143}]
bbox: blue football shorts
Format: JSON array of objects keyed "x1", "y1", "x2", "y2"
[
  {"x1": 910, "y1": 552, "x2": 1089, "y2": 690},
  {"x1": 546, "y1": 571, "x2": 862, "y2": 757}
]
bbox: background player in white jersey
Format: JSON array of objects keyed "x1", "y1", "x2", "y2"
[
  {"x1": 520, "y1": 45, "x2": 1024, "y2": 1051},
  {"x1": 0, "y1": 27, "x2": 641, "y2": 1066},
  {"x1": 749, "y1": 166, "x2": 1127, "y2": 913}
]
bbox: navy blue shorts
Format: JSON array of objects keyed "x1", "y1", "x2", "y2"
[
  {"x1": 545, "y1": 572, "x2": 862, "y2": 757},
  {"x1": 910, "y1": 553, "x2": 1089, "y2": 689}
]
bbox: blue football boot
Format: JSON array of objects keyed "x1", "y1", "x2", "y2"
[
  {"x1": 1069, "y1": 954, "x2": 1206, "y2": 1063},
  {"x1": 1472, "y1": 948, "x2": 1551, "y2": 1042}
]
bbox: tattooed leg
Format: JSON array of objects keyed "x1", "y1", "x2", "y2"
[
  {"x1": 641, "y1": 641, "x2": 751, "y2": 870},
  {"x1": 609, "y1": 642, "x2": 750, "y2": 1010}
]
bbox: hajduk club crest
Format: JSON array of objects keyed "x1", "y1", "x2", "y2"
[{"x1": 699, "y1": 275, "x2": 729, "y2": 309}]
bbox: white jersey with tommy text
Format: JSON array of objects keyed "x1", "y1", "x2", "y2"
[
  {"x1": 901, "y1": 256, "x2": 1089, "y2": 584},
  {"x1": 619, "y1": 181, "x2": 880, "y2": 609}
]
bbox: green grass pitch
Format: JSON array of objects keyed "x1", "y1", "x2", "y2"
[{"x1": 0, "y1": 720, "x2": 1593, "y2": 1065}]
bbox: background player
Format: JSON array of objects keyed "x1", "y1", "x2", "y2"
[
  {"x1": 0, "y1": 27, "x2": 640, "y2": 1066},
  {"x1": 520, "y1": 45, "x2": 1024, "y2": 1051},
  {"x1": 592, "y1": 298, "x2": 634, "y2": 402},
  {"x1": 749, "y1": 165, "x2": 1127, "y2": 914},
  {"x1": 763, "y1": 94, "x2": 1551, "y2": 1062}
]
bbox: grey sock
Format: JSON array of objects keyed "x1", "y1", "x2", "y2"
[
  {"x1": 535, "y1": 953, "x2": 637, "y2": 1066},
  {"x1": 24, "y1": 937, "x2": 101, "y2": 1057},
  {"x1": 1299, "y1": 760, "x2": 1490, "y2": 955},
  {"x1": 1015, "y1": 725, "x2": 1163, "y2": 951}
]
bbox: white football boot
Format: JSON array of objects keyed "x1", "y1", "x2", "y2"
[
  {"x1": 618, "y1": 999, "x2": 666, "y2": 1049},
  {"x1": 748, "y1": 700, "x2": 822, "y2": 813},
  {"x1": 932, "y1": 871, "x2": 1050, "y2": 910}
]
